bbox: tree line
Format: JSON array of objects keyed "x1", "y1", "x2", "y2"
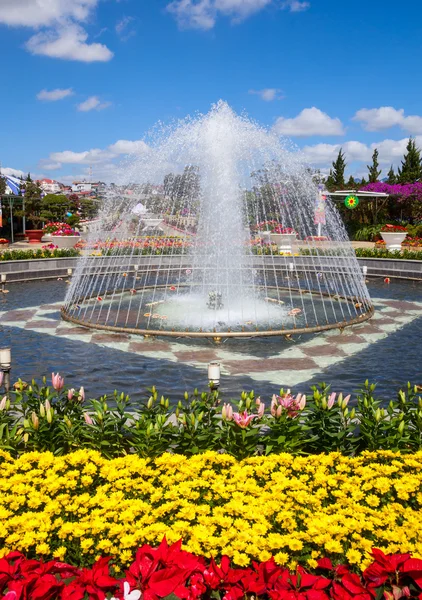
[{"x1": 325, "y1": 137, "x2": 422, "y2": 191}]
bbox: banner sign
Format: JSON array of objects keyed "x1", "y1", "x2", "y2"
[{"x1": 314, "y1": 185, "x2": 327, "y2": 225}]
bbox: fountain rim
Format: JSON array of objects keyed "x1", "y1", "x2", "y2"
[{"x1": 61, "y1": 284, "x2": 375, "y2": 339}]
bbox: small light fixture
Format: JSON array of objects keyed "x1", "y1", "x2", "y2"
[
  {"x1": 0, "y1": 347, "x2": 11, "y2": 393},
  {"x1": 362, "y1": 266, "x2": 368, "y2": 275},
  {"x1": 289, "y1": 262, "x2": 294, "y2": 272},
  {"x1": 208, "y1": 361, "x2": 221, "y2": 389},
  {"x1": 1, "y1": 273, "x2": 6, "y2": 293},
  {"x1": 67, "y1": 268, "x2": 73, "y2": 276},
  {"x1": 134, "y1": 265, "x2": 139, "y2": 272}
]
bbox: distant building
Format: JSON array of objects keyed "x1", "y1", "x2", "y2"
[
  {"x1": 72, "y1": 181, "x2": 100, "y2": 193},
  {"x1": 38, "y1": 178, "x2": 61, "y2": 194}
]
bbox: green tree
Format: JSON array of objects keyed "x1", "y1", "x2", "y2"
[
  {"x1": 387, "y1": 166, "x2": 396, "y2": 184},
  {"x1": 346, "y1": 175, "x2": 356, "y2": 188},
  {"x1": 0, "y1": 177, "x2": 6, "y2": 196},
  {"x1": 367, "y1": 148, "x2": 381, "y2": 183},
  {"x1": 23, "y1": 179, "x2": 43, "y2": 228},
  {"x1": 360, "y1": 176, "x2": 367, "y2": 186},
  {"x1": 163, "y1": 165, "x2": 200, "y2": 214},
  {"x1": 397, "y1": 138, "x2": 422, "y2": 183},
  {"x1": 325, "y1": 169, "x2": 335, "y2": 191},
  {"x1": 41, "y1": 194, "x2": 71, "y2": 222},
  {"x1": 331, "y1": 149, "x2": 346, "y2": 189}
]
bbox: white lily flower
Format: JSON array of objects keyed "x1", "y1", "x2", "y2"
[{"x1": 109, "y1": 581, "x2": 142, "y2": 600}]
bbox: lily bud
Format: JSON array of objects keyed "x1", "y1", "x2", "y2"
[
  {"x1": 0, "y1": 372, "x2": 3, "y2": 387},
  {"x1": 245, "y1": 397, "x2": 252, "y2": 410},
  {"x1": 39, "y1": 403, "x2": 45, "y2": 418},
  {"x1": 165, "y1": 398, "x2": 169, "y2": 409},
  {"x1": 24, "y1": 433, "x2": 29, "y2": 443},
  {"x1": 78, "y1": 387, "x2": 85, "y2": 402},
  {"x1": 67, "y1": 389, "x2": 75, "y2": 401},
  {"x1": 147, "y1": 397, "x2": 153, "y2": 409},
  {"x1": 327, "y1": 393, "x2": 336, "y2": 409},
  {"x1": 46, "y1": 408, "x2": 53, "y2": 423},
  {"x1": 0, "y1": 396, "x2": 7, "y2": 411},
  {"x1": 255, "y1": 396, "x2": 261, "y2": 406},
  {"x1": 222, "y1": 404, "x2": 227, "y2": 420},
  {"x1": 160, "y1": 395, "x2": 165, "y2": 406},
  {"x1": 337, "y1": 393, "x2": 343, "y2": 407},
  {"x1": 398, "y1": 420, "x2": 405, "y2": 435},
  {"x1": 257, "y1": 402, "x2": 265, "y2": 418},
  {"x1": 184, "y1": 391, "x2": 189, "y2": 401},
  {"x1": 342, "y1": 395, "x2": 351, "y2": 410},
  {"x1": 298, "y1": 394, "x2": 306, "y2": 410},
  {"x1": 375, "y1": 408, "x2": 381, "y2": 422},
  {"x1": 276, "y1": 405, "x2": 283, "y2": 418},
  {"x1": 190, "y1": 413, "x2": 196, "y2": 427},
  {"x1": 350, "y1": 408, "x2": 356, "y2": 420},
  {"x1": 45, "y1": 399, "x2": 51, "y2": 412},
  {"x1": 31, "y1": 412, "x2": 39, "y2": 430},
  {"x1": 321, "y1": 397, "x2": 327, "y2": 410},
  {"x1": 84, "y1": 412, "x2": 93, "y2": 425}
]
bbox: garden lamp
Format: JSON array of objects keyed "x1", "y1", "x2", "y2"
[
  {"x1": 208, "y1": 362, "x2": 221, "y2": 390},
  {"x1": 0, "y1": 347, "x2": 11, "y2": 393}
]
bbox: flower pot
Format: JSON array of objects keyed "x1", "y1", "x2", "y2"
[
  {"x1": 26, "y1": 229, "x2": 44, "y2": 244},
  {"x1": 51, "y1": 235, "x2": 80, "y2": 249},
  {"x1": 270, "y1": 233, "x2": 297, "y2": 254},
  {"x1": 41, "y1": 234, "x2": 52, "y2": 243},
  {"x1": 380, "y1": 231, "x2": 407, "y2": 251}
]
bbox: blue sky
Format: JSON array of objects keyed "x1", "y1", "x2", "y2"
[{"x1": 1, "y1": 0, "x2": 421, "y2": 183}]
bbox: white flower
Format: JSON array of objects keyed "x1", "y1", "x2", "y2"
[{"x1": 109, "y1": 581, "x2": 142, "y2": 600}]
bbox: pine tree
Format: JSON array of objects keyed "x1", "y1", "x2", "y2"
[
  {"x1": 346, "y1": 175, "x2": 356, "y2": 188},
  {"x1": 360, "y1": 176, "x2": 367, "y2": 186},
  {"x1": 367, "y1": 148, "x2": 381, "y2": 183},
  {"x1": 0, "y1": 177, "x2": 6, "y2": 196},
  {"x1": 325, "y1": 169, "x2": 335, "y2": 191},
  {"x1": 387, "y1": 166, "x2": 396, "y2": 184},
  {"x1": 331, "y1": 149, "x2": 346, "y2": 189},
  {"x1": 397, "y1": 138, "x2": 422, "y2": 183}
]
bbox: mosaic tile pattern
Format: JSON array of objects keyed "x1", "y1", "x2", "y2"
[{"x1": 1, "y1": 298, "x2": 421, "y2": 387}]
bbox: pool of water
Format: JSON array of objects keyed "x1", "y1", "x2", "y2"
[{"x1": 0, "y1": 277, "x2": 421, "y2": 404}]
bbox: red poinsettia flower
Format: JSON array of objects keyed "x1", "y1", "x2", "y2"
[
  {"x1": 363, "y1": 549, "x2": 411, "y2": 588},
  {"x1": 62, "y1": 557, "x2": 118, "y2": 600}
]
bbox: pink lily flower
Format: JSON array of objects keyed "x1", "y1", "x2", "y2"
[
  {"x1": 78, "y1": 386, "x2": 85, "y2": 402},
  {"x1": 51, "y1": 372, "x2": 64, "y2": 391},
  {"x1": 257, "y1": 401, "x2": 265, "y2": 418},
  {"x1": 0, "y1": 396, "x2": 7, "y2": 411},
  {"x1": 0, "y1": 371, "x2": 3, "y2": 387},
  {"x1": 327, "y1": 392, "x2": 337, "y2": 409},
  {"x1": 67, "y1": 388, "x2": 75, "y2": 401},
  {"x1": 83, "y1": 412, "x2": 93, "y2": 425},
  {"x1": 222, "y1": 403, "x2": 233, "y2": 421},
  {"x1": 233, "y1": 410, "x2": 255, "y2": 428}
]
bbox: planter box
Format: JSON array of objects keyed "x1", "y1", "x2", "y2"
[
  {"x1": 269, "y1": 233, "x2": 297, "y2": 254},
  {"x1": 380, "y1": 231, "x2": 407, "y2": 251},
  {"x1": 50, "y1": 235, "x2": 80, "y2": 249},
  {"x1": 26, "y1": 229, "x2": 44, "y2": 244}
]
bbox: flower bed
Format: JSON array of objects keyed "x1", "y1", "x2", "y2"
[
  {"x1": 75, "y1": 237, "x2": 192, "y2": 256},
  {"x1": 1, "y1": 449, "x2": 422, "y2": 573},
  {"x1": 0, "y1": 248, "x2": 80, "y2": 261},
  {"x1": 1, "y1": 538, "x2": 422, "y2": 600}
]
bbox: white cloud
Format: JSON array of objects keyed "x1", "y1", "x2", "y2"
[
  {"x1": 115, "y1": 15, "x2": 136, "y2": 40},
  {"x1": 353, "y1": 106, "x2": 422, "y2": 135},
  {"x1": 37, "y1": 88, "x2": 74, "y2": 101},
  {"x1": 77, "y1": 96, "x2": 112, "y2": 112},
  {"x1": 167, "y1": 0, "x2": 309, "y2": 29},
  {"x1": 0, "y1": 1, "x2": 113, "y2": 62},
  {"x1": 47, "y1": 139, "x2": 150, "y2": 167},
  {"x1": 273, "y1": 107, "x2": 344, "y2": 137},
  {"x1": 1, "y1": 167, "x2": 25, "y2": 178},
  {"x1": 0, "y1": 0, "x2": 98, "y2": 28},
  {"x1": 249, "y1": 88, "x2": 283, "y2": 101},
  {"x1": 39, "y1": 161, "x2": 63, "y2": 170},
  {"x1": 26, "y1": 24, "x2": 113, "y2": 62},
  {"x1": 282, "y1": 0, "x2": 310, "y2": 11},
  {"x1": 108, "y1": 140, "x2": 149, "y2": 154}
]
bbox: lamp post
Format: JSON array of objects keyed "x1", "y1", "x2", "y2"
[
  {"x1": 0, "y1": 347, "x2": 11, "y2": 394},
  {"x1": 1, "y1": 273, "x2": 6, "y2": 293},
  {"x1": 67, "y1": 268, "x2": 73, "y2": 277},
  {"x1": 208, "y1": 361, "x2": 221, "y2": 390}
]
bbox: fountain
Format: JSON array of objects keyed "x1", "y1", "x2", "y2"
[{"x1": 62, "y1": 102, "x2": 374, "y2": 338}]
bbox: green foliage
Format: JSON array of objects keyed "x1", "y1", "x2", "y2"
[
  {"x1": 367, "y1": 148, "x2": 382, "y2": 183},
  {"x1": 0, "y1": 248, "x2": 80, "y2": 261},
  {"x1": 353, "y1": 224, "x2": 382, "y2": 241},
  {"x1": 1, "y1": 378, "x2": 422, "y2": 459},
  {"x1": 346, "y1": 175, "x2": 356, "y2": 188},
  {"x1": 23, "y1": 179, "x2": 43, "y2": 226},
  {"x1": 331, "y1": 149, "x2": 346, "y2": 189},
  {"x1": 354, "y1": 247, "x2": 422, "y2": 260},
  {"x1": 387, "y1": 165, "x2": 397, "y2": 184},
  {"x1": 0, "y1": 177, "x2": 6, "y2": 196},
  {"x1": 397, "y1": 137, "x2": 422, "y2": 183}
]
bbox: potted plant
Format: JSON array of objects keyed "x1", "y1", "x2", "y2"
[
  {"x1": 50, "y1": 223, "x2": 81, "y2": 248},
  {"x1": 380, "y1": 224, "x2": 408, "y2": 250},
  {"x1": 0, "y1": 238, "x2": 9, "y2": 248},
  {"x1": 20, "y1": 175, "x2": 44, "y2": 243},
  {"x1": 255, "y1": 221, "x2": 298, "y2": 253}
]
